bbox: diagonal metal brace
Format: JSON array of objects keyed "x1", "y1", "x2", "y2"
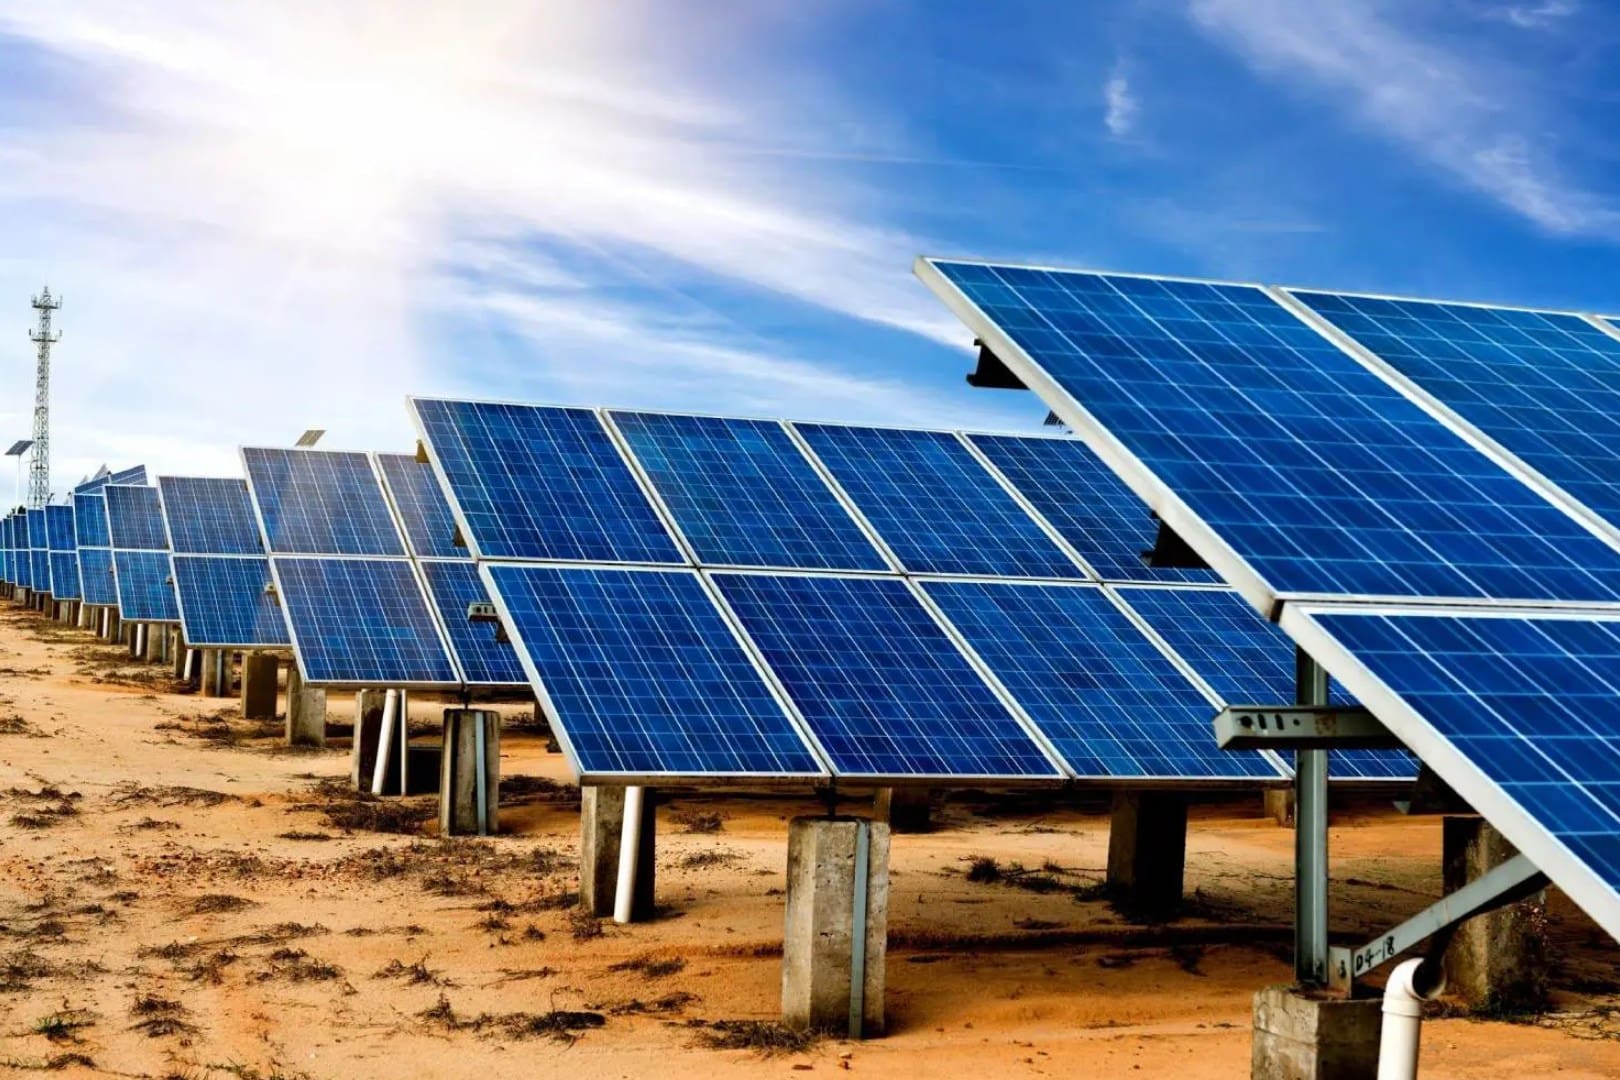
[{"x1": 1327, "y1": 852, "x2": 1547, "y2": 991}]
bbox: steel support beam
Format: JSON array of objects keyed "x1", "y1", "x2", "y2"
[{"x1": 1295, "y1": 648, "x2": 1330, "y2": 986}]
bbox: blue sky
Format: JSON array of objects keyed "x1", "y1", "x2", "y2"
[{"x1": 0, "y1": 0, "x2": 1617, "y2": 491}]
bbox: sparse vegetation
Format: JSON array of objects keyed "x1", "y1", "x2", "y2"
[
  {"x1": 32, "y1": 1008, "x2": 95, "y2": 1043},
  {"x1": 187, "y1": 894, "x2": 257, "y2": 915},
  {"x1": 670, "y1": 806, "x2": 726, "y2": 834},
  {"x1": 687, "y1": 1019, "x2": 821, "y2": 1056},
  {"x1": 608, "y1": 953, "x2": 686, "y2": 979},
  {"x1": 373, "y1": 957, "x2": 446, "y2": 986},
  {"x1": 568, "y1": 910, "x2": 604, "y2": 941},
  {"x1": 129, "y1": 995, "x2": 197, "y2": 1039}
]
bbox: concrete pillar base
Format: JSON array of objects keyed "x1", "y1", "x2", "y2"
[
  {"x1": 782, "y1": 816, "x2": 889, "y2": 1037},
  {"x1": 874, "y1": 787, "x2": 932, "y2": 833},
  {"x1": 439, "y1": 709, "x2": 500, "y2": 836},
  {"x1": 1443, "y1": 817, "x2": 1548, "y2": 1012},
  {"x1": 171, "y1": 630, "x2": 189, "y2": 681},
  {"x1": 1106, "y1": 790, "x2": 1188, "y2": 915},
  {"x1": 1251, "y1": 985, "x2": 1381, "y2": 1079},
  {"x1": 127, "y1": 623, "x2": 141, "y2": 658},
  {"x1": 285, "y1": 666, "x2": 327, "y2": 748},
  {"x1": 103, "y1": 610, "x2": 119, "y2": 642},
  {"x1": 1264, "y1": 788, "x2": 1295, "y2": 827},
  {"x1": 241, "y1": 652, "x2": 278, "y2": 722},
  {"x1": 580, "y1": 786, "x2": 656, "y2": 919},
  {"x1": 351, "y1": 689, "x2": 389, "y2": 791},
  {"x1": 143, "y1": 622, "x2": 165, "y2": 663},
  {"x1": 199, "y1": 649, "x2": 228, "y2": 696}
]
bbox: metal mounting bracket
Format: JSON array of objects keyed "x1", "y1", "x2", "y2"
[{"x1": 1214, "y1": 704, "x2": 1403, "y2": 750}]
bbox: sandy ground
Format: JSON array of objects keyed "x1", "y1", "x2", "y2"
[{"x1": 0, "y1": 605, "x2": 1618, "y2": 1079}]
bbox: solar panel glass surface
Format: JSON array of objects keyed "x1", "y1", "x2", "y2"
[
  {"x1": 483, "y1": 564, "x2": 823, "y2": 777},
  {"x1": 172, "y1": 555, "x2": 289, "y2": 647},
  {"x1": 31, "y1": 550, "x2": 49, "y2": 594},
  {"x1": 73, "y1": 493, "x2": 109, "y2": 548},
  {"x1": 418, "y1": 560, "x2": 525, "y2": 685},
  {"x1": 159, "y1": 477, "x2": 264, "y2": 554},
  {"x1": 376, "y1": 453, "x2": 462, "y2": 558},
  {"x1": 45, "y1": 505, "x2": 75, "y2": 552},
  {"x1": 242, "y1": 449, "x2": 405, "y2": 556},
  {"x1": 105, "y1": 486, "x2": 169, "y2": 550},
  {"x1": 113, "y1": 550, "x2": 179, "y2": 622},
  {"x1": 48, "y1": 553, "x2": 80, "y2": 599},
  {"x1": 78, "y1": 548, "x2": 117, "y2": 606},
  {"x1": 274, "y1": 557, "x2": 456, "y2": 685}
]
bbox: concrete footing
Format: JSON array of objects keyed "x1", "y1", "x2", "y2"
[
  {"x1": 351, "y1": 689, "x2": 395, "y2": 792},
  {"x1": 1251, "y1": 985, "x2": 1381, "y2": 1079},
  {"x1": 240, "y1": 652, "x2": 278, "y2": 722},
  {"x1": 143, "y1": 623, "x2": 165, "y2": 663},
  {"x1": 1264, "y1": 788, "x2": 1295, "y2": 827},
  {"x1": 782, "y1": 816, "x2": 890, "y2": 1037},
  {"x1": 580, "y1": 786, "x2": 656, "y2": 919},
  {"x1": 439, "y1": 709, "x2": 499, "y2": 836},
  {"x1": 874, "y1": 787, "x2": 931, "y2": 833},
  {"x1": 285, "y1": 666, "x2": 327, "y2": 748},
  {"x1": 200, "y1": 649, "x2": 230, "y2": 696},
  {"x1": 171, "y1": 630, "x2": 190, "y2": 682},
  {"x1": 127, "y1": 623, "x2": 141, "y2": 658},
  {"x1": 1106, "y1": 790, "x2": 1188, "y2": 914},
  {"x1": 1443, "y1": 817, "x2": 1548, "y2": 1012}
]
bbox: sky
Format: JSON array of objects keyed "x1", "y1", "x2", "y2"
[{"x1": 1, "y1": 0, "x2": 1619, "y2": 495}]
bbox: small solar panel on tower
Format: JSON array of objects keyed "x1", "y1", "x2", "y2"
[
  {"x1": 105, "y1": 485, "x2": 169, "y2": 551},
  {"x1": 113, "y1": 550, "x2": 179, "y2": 622},
  {"x1": 482, "y1": 564, "x2": 825, "y2": 779},
  {"x1": 241, "y1": 449, "x2": 405, "y2": 556},
  {"x1": 375, "y1": 453, "x2": 463, "y2": 559},
  {"x1": 73, "y1": 492, "x2": 109, "y2": 548},
  {"x1": 78, "y1": 548, "x2": 117, "y2": 607},
  {"x1": 921, "y1": 580, "x2": 1283, "y2": 780},
  {"x1": 791, "y1": 423, "x2": 1083, "y2": 579},
  {"x1": 272, "y1": 557, "x2": 457, "y2": 686},
  {"x1": 408, "y1": 399, "x2": 684, "y2": 564},
  {"x1": 158, "y1": 477, "x2": 265, "y2": 555},
  {"x1": 171, "y1": 555, "x2": 289, "y2": 648},
  {"x1": 608, "y1": 411, "x2": 890, "y2": 572},
  {"x1": 712, "y1": 572, "x2": 1065, "y2": 780},
  {"x1": 417, "y1": 560, "x2": 525, "y2": 686}
]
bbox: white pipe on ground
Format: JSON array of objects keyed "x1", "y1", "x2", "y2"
[
  {"x1": 613, "y1": 786, "x2": 644, "y2": 924},
  {"x1": 370, "y1": 688, "x2": 399, "y2": 796},
  {"x1": 1377, "y1": 957, "x2": 1446, "y2": 1080}
]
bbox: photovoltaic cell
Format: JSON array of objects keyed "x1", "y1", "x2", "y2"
[
  {"x1": 1115, "y1": 585, "x2": 1414, "y2": 779},
  {"x1": 45, "y1": 505, "x2": 75, "y2": 552},
  {"x1": 158, "y1": 477, "x2": 265, "y2": 555},
  {"x1": 49, "y1": 553, "x2": 80, "y2": 600},
  {"x1": 922, "y1": 580, "x2": 1282, "y2": 779},
  {"x1": 418, "y1": 560, "x2": 525, "y2": 686},
  {"x1": 609, "y1": 411, "x2": 889, "y2": 571},
  {"x1": 410, "y1": 399, "x2": 682, "y2": 564},
  {"x1": 1286, "y1": 607, "x2": 1620, "y2": 939},
  {"x1": 713, "y1": 572, "x2": 1063, "y2": 779},
  {"x1": 242, "y1": 449, "x2": 405, "y2": 556},
  {"x1": 105, "y1": 486, "x2": 169, "y2": 550},
  {"x1": 13, "y1": 515, "x2": 30, "y2": 588},
  {"x1": 920, "y1": 260, "x2": 1620, "y2": 606},
  {"x1": 113, "y1": 550, "x2": 179, "y2": 622},
  {"x1": 967, "y1": 433, "x2": 1219, "y2": 584},
  {"x1": 793, "y1": 424, "x2": 1081, "y2": 579},
  {"x1": 483, "y1": 564, "x2": 823, "y2": 777},
  {"x1": 274, "y1": 557, "x2": 457, "y2": 685},
  {"x1": 78, "y1": 548, "x2": 117, "y2": 607},
  {"x1": 171, "y1": 556, "x2": 289, "y2": 648},
  {"x1": 73, "y1": 493, "x2": 109, "y2": 548},
  {"x1": 376, "y1": 453, "x2": 463, "y2": 559},
  {"x1": 31, "y1": 550, "x2": 49, "y2": 595}
]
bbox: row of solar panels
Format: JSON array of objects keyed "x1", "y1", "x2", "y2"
[{"x1": 912, "y1": 260, "x2": 1620, "y2": 948}]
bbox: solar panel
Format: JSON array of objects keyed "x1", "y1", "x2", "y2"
[
  {"x1": 608, "y1": 410, "x2": 890, "y2": 572},
  {"x1": 792, "y1": 423, "x2": 1083, "y2": 579},
  {"x1": 272, "y1": 557, "x2": 457, "y2": 686},
  {"x1": 74, "y1": 464, "x2": 144, "y2": 494},
  {"x1": 73, "y1": 493, "x2": 109, "y2": 548},
  {"x1": 1115, "y1": 585, "x2": 1415, "y2": 780},
  {"x1": 376, "y1": 453, "x2": 463, "y2": 558},
  {"x1": 48, "y1": 553, "x2": 80, "y2": 600},
  {"x1": 109, "y1": 465, "x2": 147, "y2": 487},
  {"x1": 171, "y1": 555, "x2": 289, "y2": 648},
  {"x1": 712, "y1": 571, "x2": 1065, "y2": 779},
  {"x1": 12, "y1": 514, "x2": 30, "y2": 589},
  {"x1": 240, "y1": 448, "x2": 405, "y2": 556},
  {"x1": 105, "y1": 485, "x2": 169, "y2": 550},
  {"x1": 78, "y1": 548, "x2": 117, "y2": 607},
  {"x1": 0, "y1": 516, "x2": 10, "y2": 585},
  {"x1": 917, "y1": 260, "x2": 1620, "y2": 610},
  {"x1": 45, "y1": 505, "x2": 75, "y2": 553},
  {"x1": 27, "y1": 509, "x2": 49, "y2": 594},
  {"x1": 1282, "y1": 605, "x2": 1620, "y2": 940},
  {"x1": 967, "y1": 433, "x2": 1220, "y2": 584},
  {"x1": 921, "y1": 579, "x2": 1283, "y2": 780},
  {"x1": 408, "y1": 399, "x2": 684, "y2": 564},
  {"x1": 417, "y1": 560, "x2": 525, "y2": 686},
  {"x1": 113, "y1": 550, "x2": 179, "y2": 622},
  {"x1": 482, "y1": 563, "x2": 825, "y2": 779},
  {"x1": 158, "y1": 477, "x2": 265, "y2": 555}
]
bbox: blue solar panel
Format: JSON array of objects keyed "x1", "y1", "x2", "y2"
[
  {"x1": 1293, "y1": 291, "x2": 1620, "y2": 535},
  {"x1": 158, "y1": 477, "x2": 264, "y2": 555},
  {"x1": 483, "y1": 564, "x2": 823, "y2": 777},
  {"x1": 968, "y1": 433, "x2": 1219, "y2": 584},
  {"x1": 78, "y1": 548, "x2": 117, "y2": 607},
  {"x1": 410, "y1": 399, "x2": 683, "y2": 564},
  {"x1": 609, "y1": 411, "x2": 889, "y2": 571},
  {"x1": 376, "y1": 453, "x2": 463, "y2": 559},
  {"x1": 713, "y1": 572, "x2": 1063, "y2": 779},
  {"x1": 45, "y1": 505, "x2": 75, "y2": 552},
  {"x1": 418, "y1": 560, "x2": 525, "y2": 686},
  {"x1": 0, "y1": 517, "x2": 10, "y2": 585},
  {"x1": 793, "y1": 424, "x2": 1082, "y2": 578},
  {"x1": 920, "y1": 260, "x2": 1620, "y2": 606},
  {"x1": 1116, "y1": 585, "x2": 1415, "y2": 780},
  {"x1": 171, "y1": 555, "x2": 289, "y2": 648},
  {"x1": 113, "y1": 550, "x2": 179, "y2": 622},
  {"x1": 241, "y1": 449, "x2": 405, "y2": 556},
  {"x1": 13, "y1": 517, "x2": 29, "y2": 589},
  {"x1": 109, "y1": 465, "x2": 147, "y2": 487},
  {"x1": 1287, "y1": 607, "x2": 1620, "y2": 938},
  {"x1": 48, "y1": 553, "x2": 80, "y2": 599},
  {"x1": 31, "y1": 550, "x2": 49, "y2": 595},
  {"x1": 274, "y1": 557, "x2": 456, "y2": 685},
  {"x1": 73, "y1": 493, "x2": 109, "y2": 548},
  {"x1": 922, "y1": 580, "x2": 1282, "y2": 780},
  {"x1": 105, "y1": 486, "x2": 169, "y2": 550}
]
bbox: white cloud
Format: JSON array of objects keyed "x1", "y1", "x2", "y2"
[
  {"x1": 1496, "y1": 1, "x2": 1578, "y2": 28},
  {"x1": 1188, "y1": 0, "x2": 1619, "y2": 239},
  {"x1": 0, "y1": 2, "x2": 988, "y2": 493},
  {"x1": 1103, "y1": 66, "x2": 1139, "y2": 138}
]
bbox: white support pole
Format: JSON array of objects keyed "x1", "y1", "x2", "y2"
[
  {"x1": 613, "y1": 785, "x2": 645, "y2": 924},
  {"x1": 370, "y1": 688, "x2": 399, "y2": 797}
]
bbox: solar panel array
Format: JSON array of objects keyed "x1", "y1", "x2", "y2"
[{"x1": 156, "y1": 476, "x2": 288, "y2": 650}]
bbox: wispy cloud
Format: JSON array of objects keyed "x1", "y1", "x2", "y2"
[
  {"x1": 1103, "y1": 64, "x2": 1139, "y2": 138},
  {"x1": 1495, "y1": 1, "x2": 1578, "y2": 29},
  {"x1": 1187, "y1": 0, "x2": 1620, "y2": 239}
]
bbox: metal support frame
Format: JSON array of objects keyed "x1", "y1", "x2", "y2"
[
  {"x1": 1328, "y1": 852, "x2": 1547, "y2": 991},
  {"x1": 1295, "y1": 647, "x2": 1330, "y2": 986},
  {"x1": 1214, "y1": 704, "x2": 1400, "y2": 750}
]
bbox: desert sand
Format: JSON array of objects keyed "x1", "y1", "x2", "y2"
[{"x1": 1, "y1": 603, "x2": 1618, "y2": 1079}]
